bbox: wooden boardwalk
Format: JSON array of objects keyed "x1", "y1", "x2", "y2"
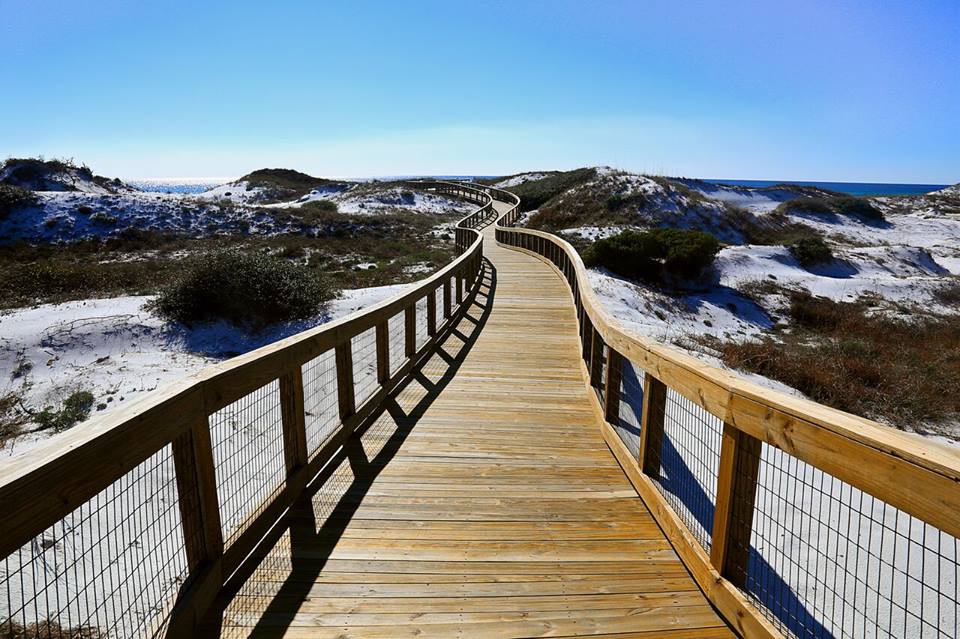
[{"x1": 209, "y1": 201, "x2": 734, "y2": 638}]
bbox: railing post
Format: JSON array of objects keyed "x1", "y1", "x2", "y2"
[
  {"x1": 427, "y1": 289, "x2": 437, "y2": 336},
  {"x1": 580, "y1": 313, "x2": 592, "y2": 362},
  {"x1": 405, "y1": 305, "x2": 416, "y2": 358},
  {"x1": 589, "y1": 328, "x2": 604, "y2": 390},
  {"x1": 375, "y1": 321, "x2": 390, "y2": 384},
  {"x1": 279, "y1": 368, "x2": 308, "y2": 474},
  {"x1": 603, "y1": 348, "x2": 623, "y2": 423},
  {"x1": 456, "y1": 268, "x2": 464, "y2": 304},
  {"x1": 172, "y1": 414, "x2": 223, "y2": 573},
  {"x1": 711, "y1": 424, "x2": 762, "y2": 588},
  {"x1": 443, "y1": 277, "x2": 452, "y2": 319},
  {"x1": 335, "y1": 341, "x2": 355, "y2": 420},
  {"x1": 638, "y1": 373, "x2": 667, "y2": 474}
]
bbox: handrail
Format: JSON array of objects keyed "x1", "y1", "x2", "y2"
[
  {"x1": 0, "y1": 181, "x2": 493, "y2": 637},
  {"x1": 493, "y1": 193, "x2": 960, "y2": 639}
]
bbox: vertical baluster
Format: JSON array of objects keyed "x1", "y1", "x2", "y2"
[
  {"x1": 711, "y1": 424, "x2": 762, "y2": 588},
  {"x1": 173, "y1": 414, "x2": 223, "y2": 572},
  {"x1": 405, "y1": 304, "x2": 416, "y2": 358},
  {"x1": 335, "y1": 341, "x2": 355, "y2": 420},
  {"x1": 279, "y1": 368, "x2": 308, "y2": 473},
  {"x1": 443, "y1": 277, "x2": 452, "y2": 319},
  {"x1": 603, "y1": 348, "x2": 623, "y2": 423},
  {"x1": 427, "y1": 289, "x2": 437, "y2": 337},
  {"x1": 375, "y1": 321, "x2": 390, "y2": 384},
  {"x1": 638, "y1": 373, "x2": 667, "y2": 473},
  {"x1": 589, "y1": 328, "x2": 604, "y2": 391}
]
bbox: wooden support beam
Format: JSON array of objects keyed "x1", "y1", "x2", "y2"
[
  {"x1": 711, "y1": 424, "x2": 763, "y2": 588},
  {"x1": 279, "y1": 369, "x2": 307, "y2": 474},
  {"x1": 375, "y1": 321, "x2": 390, "y2": 384},
  {"x1": 456, "y1": 271, "x2": 463, "y2": 304},
  {"x1": 639, "y1": 373, "x2": 667, "y2": 474},
  {"x1": 334, "y1": 341, "x2": 355, "y2": 420},
  {"x1": 172, "y1": 415, "x2": 223, "y2": 572},
  {"x1": 603, "y1": 348, "x2": 623, "y2": 424}
]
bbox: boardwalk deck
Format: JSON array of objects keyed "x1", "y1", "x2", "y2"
[{"x1": 208, "y1": 201, "x2": 734, "y2": 638}]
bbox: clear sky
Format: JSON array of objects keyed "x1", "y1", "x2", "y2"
[{"x1": 1, "y1": 0, "x2": 957, "y2": 183}]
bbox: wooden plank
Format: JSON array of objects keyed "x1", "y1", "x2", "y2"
[
  {"x1": 711, "y1": 423, "x2": 762, "y2": 588},
  {"x1": 211, "y1": 211, "x2": 733, "y2": 637}
]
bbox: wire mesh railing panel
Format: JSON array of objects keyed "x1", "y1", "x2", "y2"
[
  {"x1": 734, "y1": 444, "x2": 959, "y2": 639},
  {"x1": 650, "y1": 388, "x2": 723, "y2": 551},
  {"x1": 351, "y1": 328, "x2": 378, "y2": 409},
  {"x1": 0, "y1": 446, "x2": 187, "y2": 638},
  {"x1": 615, "y1": 358, "x2": 644, "y2": 459},
  {"x1": 415, "y1": 297, "x2": 429, "y2": 350},
  {"x1": 302, "y1": 350, "x2": 339, "y2": 456},
  {"x1": 209, "y1": 380, "x2": 286, "y2": 546},
  {"x1": 388, "y1": 312, "x2": 405, "y2": 376}
]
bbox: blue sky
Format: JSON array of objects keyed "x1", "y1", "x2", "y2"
[{"x1": 1, "y1": 0, "x2": 957, "y2": 182}]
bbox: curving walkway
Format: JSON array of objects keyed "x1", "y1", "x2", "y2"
[{"x1": 207, "y1": 199, "x2": 734, "y2": 638}]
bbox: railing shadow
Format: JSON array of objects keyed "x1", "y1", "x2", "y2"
[{"x1": 201, "y1": 258, "x2": 498, "y2": 638}]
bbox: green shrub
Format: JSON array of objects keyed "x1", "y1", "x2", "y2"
[
  {"x1": 89, "y1": 211, "x2": 118, "y2": 225},
  {"x1": 789, "y1": 237, "x2": 834, "y2": 268},
  {"x1": 782, "y1": 198, "x2": 833, "y2": 215},
  {"x1": 0, "y1": 183, "x2": 36, "y2": 219},
  {"x1": 150, "y1": 250, "x2": 337, "y2": 328},
  {"x1": 781, "y1": 196, "x2": 884, "y2": 222},
  {"x1": 833, "y1": 196, "x2": 884, "y2": 221},
  {"x1": 36, "y1": 391, "x2": 95, "y2": 432},
  {"x1": 605, "y1": 193, "x2": 648, "y2": 212},
  {"x1": 582, "y1": 228, "x2": 720, "y2": 282},
  {"x1": 503, "y1": 168, "x2": 596, "y2": 212}
]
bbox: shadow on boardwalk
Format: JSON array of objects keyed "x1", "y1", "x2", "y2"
[{"x1": 201, "y1": 258, "x2": 497, "y2": 638}]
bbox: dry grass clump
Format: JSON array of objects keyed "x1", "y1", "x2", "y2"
[
  {"x1": 0, "y1": 619, "x2": 101, "y2": 639},
  {"x1": 714, "y1": 292, "x2": 960, "y2": 426},
  {"x1": 0, "y1": 392, "x2": 29, "y2": 448}
]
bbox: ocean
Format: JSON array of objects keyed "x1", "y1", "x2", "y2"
[
  {"x1": 704, "y1": 179, "x2": 947, "y2": 197},
  {"x1": 127, "y1": 176, "x2": 949, "y2": 198},
  {"x1": 127, "y1": 179, "x2": 234, "y2": 194}
]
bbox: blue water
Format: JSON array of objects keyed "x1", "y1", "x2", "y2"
[
  {"x1": 704, "y1": 179, "x2": 947, "y2": 197},
  {"x1": 127, "y1": 179, "x2": 230, "y2": 194},
  {"x1": 129, "y1": 176, "x2": 949, "y2": 198}
]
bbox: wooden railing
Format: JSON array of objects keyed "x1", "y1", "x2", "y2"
[
  {"x1": 493, "y1": 190, "x2": 960, "y2": 639},
  {"x1": 0, "y1": 181, "x2": 492, "y2": 637}
]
